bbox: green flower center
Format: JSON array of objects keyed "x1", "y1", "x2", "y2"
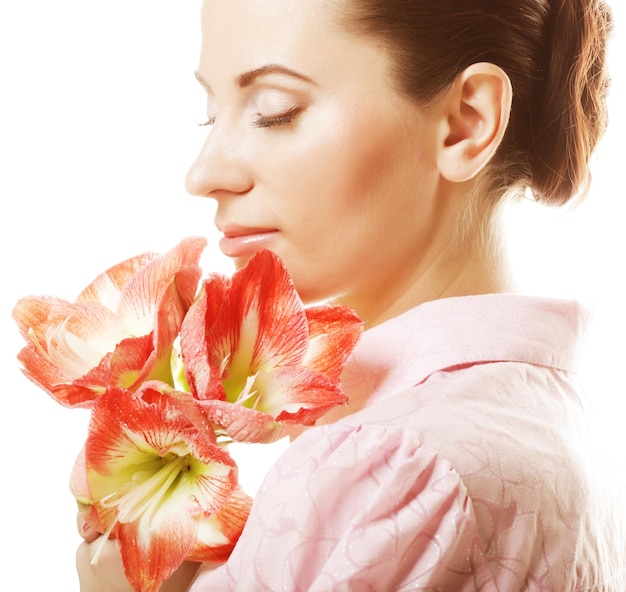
[{"x1": 90, "y1": 453, "x2": 191, "y2": 565}]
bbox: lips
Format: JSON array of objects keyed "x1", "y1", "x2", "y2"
[{"x1": 218, "y1": 226, "x2": 278, "y2": 258}]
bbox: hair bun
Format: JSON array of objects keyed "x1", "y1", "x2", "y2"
[{"x1": 528, "y1": 0, "x2": 612, "y2": 206}]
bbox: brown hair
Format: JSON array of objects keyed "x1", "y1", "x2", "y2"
[{"x1": 344, "y1": 0, "x2": 613, "y2": 207}]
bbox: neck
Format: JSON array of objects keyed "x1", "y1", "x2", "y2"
[{"x1": 336, "y1": 211, "x2": 514, "y2": 329}]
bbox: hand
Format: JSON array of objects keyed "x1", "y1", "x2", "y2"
[
  {"x1": 76, "y1": 537, "x2": 135, "y2": 592},
  {"x1": 76, "y1": 514, "x2": 200, "y2": 592},
  {"x1": 76, "y1": 515, "x2": 134, "y2": 592}
]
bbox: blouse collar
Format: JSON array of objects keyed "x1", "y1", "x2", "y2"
[{"x1": 330, "y1": 294, "x2": 589, "y2": 418}]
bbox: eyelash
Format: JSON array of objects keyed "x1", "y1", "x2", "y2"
[
  {"x1": 253, "y1": 106, "x2": 301, "y2": 128},
  {"x1": 198, "y1": 106, "x2": 301, "y2": 129}
]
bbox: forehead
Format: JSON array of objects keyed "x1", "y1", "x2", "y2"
[
  {"x1": 198, "y1": 0, "x2": 361, "y2": 79},
  {"x1": 200, "y1": 0, "x2": 342, "y2": 32}
]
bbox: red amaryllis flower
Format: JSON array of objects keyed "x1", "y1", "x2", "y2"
[
  {"x1": 181, "y1": 249, "x2": 363, "y2": 443},
  {"x1": 70, "y1": 382, "x2": 250, "y2": 592},
  {"x1": 12, "y1": 237, "x2": 206, "y2": 407}
]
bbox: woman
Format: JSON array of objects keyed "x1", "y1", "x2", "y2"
[{"x1": 77, "y1": 0, "x2": 623, "y2": 589}]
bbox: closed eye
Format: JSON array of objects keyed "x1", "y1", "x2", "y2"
[{"x1": 253, "y1": 106, "x2": 302, "y2": 128}]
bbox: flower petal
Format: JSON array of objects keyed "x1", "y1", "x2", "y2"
[
  {"x1": 16, "y1": 344, "x2": 100, "y2": 407},
  {"x1": 254, "y1": 366, "x2": 347, "y2": 420},
  {"x1": 13, "y1": 238, "x2": 207, "y2": 407},
  {"x1": 187, "y1": 486, "x2": 253, "y2": 563},
  {"x1": 70, "y1": 446, "x2": 111, "y2": 534},
  {"x1": 86, "y1": 386, "x2": 233, "y2": 479},
  {"x1": 195, "y1": 399, "x2": 283, "y2": 443},
  {"x1": 13, "y1": 297, "x2": 126, "y2": 373},
  {"x1": 83, "y1": 385, "x2": 238, "y2": 591},
  {"x1": 181, "y1": 275, "x2": 231, "y2": 401},
  {"x1": 13, "y1": 297, "x2": 128, "y2": 406},
  {"x1": 196, "y1": 366, "x2": 346, "y2": 443},
  {"x1": 85, "y1": 386, "x2": 236, "y2": 527},
  {"x1": 202, "y1": 250, "x2": 311, "y2": 403},
  {"x1": 74, "y1": 335, "x2": 155, "y2": 392},
  {"x1": 116, "y1": 237, "x2": 206, "y2": 337},
  {"x1": 76, "y1": 251, "x2": 159, "y2": 310},
  {"x1": 226, "y1": 250, "x2": 310, "y2": 371},
  {"x1": 303, "y1": 305, "x2": 363, "y2": 379},
  {"x1": 117, "y1": 510, "x2": 197, "y2": 592},
  {"x1": 151, "y1": 269, "x2": 202, "y2": 362}
]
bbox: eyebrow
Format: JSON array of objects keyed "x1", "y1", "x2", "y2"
[
  {"x1": 236, "y1": 64, "x2": 315, "y2": 87},
  {"x1": 194, "y1": 64, "x2": 315, "y2": 90}
]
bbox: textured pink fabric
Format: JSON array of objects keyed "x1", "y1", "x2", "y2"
[{"x1": 189, "y1": 295, "x2": 624, "y2": 591}]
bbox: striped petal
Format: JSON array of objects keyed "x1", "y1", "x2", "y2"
[
  {"x1": 187, "y1": 486, "x2": 253, "y2": 563},
  {"x1": 303, "y1": 304, "x2": 364, "y2": 379},
  {"x1": 82, "y1": 384, "x2": 238, "y2": 591},
  {"x1": 196, "y1": 366, "x2": 347, "y2": 443},
  {"x1": 203, "y1": 250, "x2": 310, "y2": 402},
  {"x1": 13, "y1": 298, "x2": 128, "y2": 406},
  {"x1": 116, "y1": 237, "x2": 206, "y2": 337},
  {"x1": 12, "y1": 237, "x2": 207, "y2": 407},
  {"x1": 180, "y1": 275, "x2": 231, "y2": 401},
  {"x1": 181, "y1": 249, "x2": 362, "y2": 441},
  {"x1": 76, "y1": 252, "x2": 159, "y2": 310}
]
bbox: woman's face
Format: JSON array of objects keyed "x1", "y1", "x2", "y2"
[{"x1": 186, "y1": 0, "x2": 444, "y2": 321}]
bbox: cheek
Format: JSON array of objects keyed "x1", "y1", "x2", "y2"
[
  {"x1": 294, "y1": 117, "x2": 430, "y2": 241},
  {"x1": 267, "y1": 114, "x2": 402, "y2": 217},
  {"x1": 250, "y1": 110, "x2": 433, "y2": 302}
]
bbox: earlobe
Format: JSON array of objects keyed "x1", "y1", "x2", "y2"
[{"x1": 436, "y1": 63, "x2": 512, "y2": 183}]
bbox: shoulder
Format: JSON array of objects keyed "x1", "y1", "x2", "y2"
[
  {"x1": 255, "y1": 422, "x2": 469, "y2": 539},
  {"x1": 344, "y1": 360, "x2": 592, "y2": 522},
  {"x1": 346, "y1": 357, "x2": 588, "y2": 475},
  {"x1": 222, "y1": 422, "x2": 485, "y2": 590},
  {"x1": 334, "y1": 360, "x2": 599, "y2": 585},
  {"x1": 270, "y1": 422, "x2": 464, "y2": 508}
]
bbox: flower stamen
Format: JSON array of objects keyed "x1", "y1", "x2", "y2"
[
  {"x1": 90, "y1": 453, "x2": 190, "y2": 564},
  {"x1": 90, "y1": 516, "x2": 119, "y2": 566},
  {"x1": 235, "y1": 373, "x2": 261, "y2": 408},
  {"x1": 218, "y1": 354, "x2": 231, "y2": 379}
]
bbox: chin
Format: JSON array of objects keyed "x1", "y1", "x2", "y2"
[
  {"x1": 232, "y1": 254, "x2": 253, "y2": 270},
  {"x1": 294, "y1": 281, "x2": 341, "y2": 308}
]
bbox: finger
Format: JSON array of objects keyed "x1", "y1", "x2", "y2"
[
  {"x1": 76, "y1": 513, "x2": 100, "y2": 543},
  {"x1": 76, "y1": 539, "x2": 135, "y2": 592}
]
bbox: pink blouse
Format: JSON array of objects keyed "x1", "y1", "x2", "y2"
[{"x1": 189, "y1": 295, "x2": 624, "y2": 591}]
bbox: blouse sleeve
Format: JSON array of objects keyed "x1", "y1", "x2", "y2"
[{"x1": 189, "y1": 423, "x2": 494, "y2": 591}]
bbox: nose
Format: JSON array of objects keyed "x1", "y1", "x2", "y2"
[{"x1": 185, "y1": 124, "x2": 253, "y2": 198}]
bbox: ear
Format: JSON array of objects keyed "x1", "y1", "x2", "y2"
[{"x1": 435, "y1": 63, "x2": 512, "y2": 183}]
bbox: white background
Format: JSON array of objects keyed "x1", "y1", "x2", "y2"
[{"x1": 0, "y1": 2, "x2": 624, "y2": 589}]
